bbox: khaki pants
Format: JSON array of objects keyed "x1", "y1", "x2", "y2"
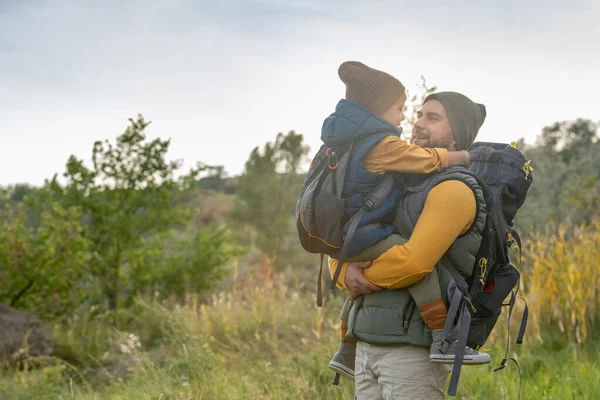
[{"x1": 355, "y1": 341, "x2": 451, "y2": 400}]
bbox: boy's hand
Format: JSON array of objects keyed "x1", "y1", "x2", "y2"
[{"x1": 448, "y1": 150, "x2": 470, "y2": 167}]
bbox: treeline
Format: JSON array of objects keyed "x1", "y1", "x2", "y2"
[{"x1": 1, "y1": 110, "x2": 598, "y2": 322}]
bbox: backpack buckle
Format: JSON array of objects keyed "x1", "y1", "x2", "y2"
[
  {"x1": 455, "y1": 284, "x2": 477, "y2": 313},
  {"x1": 326, "y1": 147, "x2": 339, "y2": 170}
]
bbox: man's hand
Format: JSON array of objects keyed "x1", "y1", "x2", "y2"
[{"x1": 344, "y1": 261, "x2": 382, "y2": 300}]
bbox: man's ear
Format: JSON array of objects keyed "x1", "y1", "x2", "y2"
[{"x1": 448, "y1": 140, "x2": 458, "y2": 152}]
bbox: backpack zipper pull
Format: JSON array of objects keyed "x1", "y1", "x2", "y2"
[{"x1": 403, "y1": 319, "x2": 409, "y2": 332}]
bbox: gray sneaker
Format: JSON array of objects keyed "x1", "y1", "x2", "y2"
[
  {"x1": 429, "y1": 329, "x2": 491, "y2": 365},
  {"x1": 328, "y1": 341, "x2": 356, "y2": 380}
]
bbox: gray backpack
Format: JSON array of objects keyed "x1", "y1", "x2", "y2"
[{"x1": 295, "y1": 142, "x2": 395, "y2": 306}]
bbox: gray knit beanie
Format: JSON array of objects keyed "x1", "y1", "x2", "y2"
[
  {"x1": 423, "y1": 91, "x2": 487, "y2": 150},
  {"x1": 338, "y1": 61, "x2": 406, "y2": 116}
]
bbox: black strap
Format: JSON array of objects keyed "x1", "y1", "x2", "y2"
[
  {"x1": 447, "y1": 303, "x2": 471, "y2": 397},
  {"x1": 497, "y1": 357, "x2": 522, "y2": 400},
  {"x1": 516, "y1": 296, "x2": 528, "y2": 345},
  {"x1": 322, "y1": 205, "x2": 369, "y2": 306},
  {"x1": 442, "y1": 257, "x2": 470, "y2": 292},
  {"x1": 322, "y1": 202, "x2": 372, "y2": 307},
  {"x1": 495, "y1": 291, "x2": 517, "y2": 372},
  {"x1": 329, "y1": 206, "x2": 369, "y2": 290},
  {"x1": 506, "y1": 229, "x2": 527, "y2": 344},
  {"x1": 490, "y1": 194, "x2": 509, "y2": 265},
  {"x1": 442, "y1": 259, "x2": 475, "y2": 397},
  {"x1": 442, "y1": 258, "x2": 477, "y2": 314},
  {"x1": 491, "y1": 286, "x2": 526, "y2": 400},
  {"x1": 443, "y1": 290, "x2": 463, "y2": 397},
  {"x1": 347, "y1": 223, "x2": 383, "y2": 239},
  {"x1": 331, "y1": 168, "x2": 337, "y2": 197},
  {"x1": 317, "y1": 253, "x2": 324, "y2": 307},
  {"x1": 330, "y1": 175, "x2": 396, "y2": 290},
  {"x1": 332, "y1": 372, "x2": 340, "y2": 386}
]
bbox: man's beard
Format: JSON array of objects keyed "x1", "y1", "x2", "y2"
[
  {"x1": 412, "y1": 129, "x2": 453, "y2": 149},
  {"x1": 412, "y1": 129, "x2": 431, "y2": 148}
]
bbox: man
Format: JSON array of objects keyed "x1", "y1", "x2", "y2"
[{"x1": 329, "y1": 91, "x2": 488, "y2": 399}]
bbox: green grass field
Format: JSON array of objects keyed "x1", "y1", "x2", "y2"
[{"x1": 1, "y1": 274, "x2": 599, "y2": 400}]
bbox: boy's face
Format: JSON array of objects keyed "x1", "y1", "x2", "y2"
[
  {"x1": 412, "y1": 99, "x2": 457, "y2": 150},
  {"x1": 380, "y1": 94, "x2": 407, "y2": 128}
]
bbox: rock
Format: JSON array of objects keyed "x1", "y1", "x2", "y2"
[
  {"x1": 0, "y1": 304, "x2": 53, "y2": 363},
  {"x1": 86, "y1": 353, "x2": 137, "y2": 385}
]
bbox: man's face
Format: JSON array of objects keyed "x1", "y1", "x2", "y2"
[
  {"x1": 380, "y1": 94, "x2": 407, "y2": 128},
  {"x1": 412, "y1": 99, "x2": 457, "y2": 150}
]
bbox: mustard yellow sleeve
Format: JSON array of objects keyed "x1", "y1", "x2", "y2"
[
  {"x1": 363, "y1": 136, "x2": 450, "y2": 174},
  {"x1": 328, "y1": 256, "x2": 350, "y2": 290},
  {"x1": 329, "y1": 180, "x2": 476, "y2": 290}
]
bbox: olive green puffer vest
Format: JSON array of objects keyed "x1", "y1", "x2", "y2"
[{"x1": 346, "y1": 167, "x2": 487, "y2": 347}]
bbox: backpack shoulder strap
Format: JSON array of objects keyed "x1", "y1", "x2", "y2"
[
  {"x1": 441, "y1": 168, "x2": 493, "y2": 212},
  {"x1": 328, "y1": 174, "x2": 397, "y2": 290}
]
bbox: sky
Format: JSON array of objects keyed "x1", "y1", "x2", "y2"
[{"x1": 1, "y1": 0, "x2": 599, "y2": 186}]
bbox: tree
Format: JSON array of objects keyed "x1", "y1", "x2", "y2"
[
  {"x1": 514, "y1": 119, "x2": 600, "y2": 233},
  {"x1": 126, "y1": 225, "x2": 233, "y2": 303},
  {"x1": 231, "y1": 130, "x2": 309, "y2": 266},
  {"x1": 0, "y1": 184, "x2": 41, "y2": 203},
  {"x1": 197, "y1": 165, "x2": 238, "y2": 194},
  {"x1": 402, "y1": 76, "x2": 437, "y2": 141},
  {"x1": 0, "y1": 200, "x2": 89, "y2": 318},
  {"x1": 538, "y1": 118, "x2": 598, "y2": 162},
  {"x1": 45, "y1": 115, "x2": 209, "y2": 311}
]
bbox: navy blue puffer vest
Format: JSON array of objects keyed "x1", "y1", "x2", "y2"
[{"x1": 321, "y1": 99, "x2": 404, "y2": 257}]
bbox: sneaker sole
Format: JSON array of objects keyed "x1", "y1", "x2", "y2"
[
  {"x1": 329, "y1": 361, "x2": 355, "y2": 380},
  {"x1": 430, "y1": 356, "x2": 491, "y2": 365}
]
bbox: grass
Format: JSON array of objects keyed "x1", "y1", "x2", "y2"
[{"x1": 1, "y1": 263, "x2": 599, "y2": 399}]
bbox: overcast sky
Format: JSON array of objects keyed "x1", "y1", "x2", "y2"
[{"x1": 1, "y1": 0, "x2": 598, "y2": 185}]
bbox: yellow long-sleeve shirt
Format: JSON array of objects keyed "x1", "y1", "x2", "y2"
[
  {"x1": 364, "y1": 136, "x2": 450, "y2": 173},
  {"x1": 328, "y1": 137, "x2": 476, "y2": 290}
]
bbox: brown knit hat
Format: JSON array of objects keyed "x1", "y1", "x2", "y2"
[
  {"x1": 338, "y1": 61, "x2": 406, "y2": 116},
  {"x1": 423, "y1": 91, "x2": 487, "y2": 151}
]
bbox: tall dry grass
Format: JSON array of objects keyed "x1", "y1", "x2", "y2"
[{"x1": 521, "y1": 220, "x2": 600, "y2": 345}]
